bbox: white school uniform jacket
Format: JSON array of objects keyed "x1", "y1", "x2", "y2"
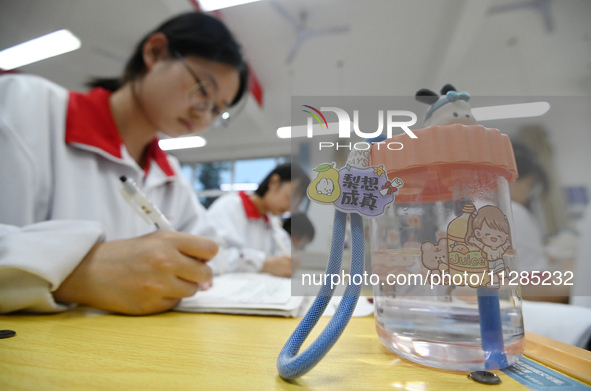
[
  {"x1": 0, "y1": 74, "x2": 218, "y2": 313},
  {"x1": 206, "y1": 191, "x2": 291, "y2": 274}
]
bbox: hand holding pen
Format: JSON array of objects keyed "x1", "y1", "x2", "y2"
[
  {"x1": 261, "y1": 231, "x2": 292, "y2": 278},
  {"x1": 120, "y1": 175, "x2": 215, "y2": 290},
  {"x1": 52, "y1": 176, "x2": 218, "y2": 315}
]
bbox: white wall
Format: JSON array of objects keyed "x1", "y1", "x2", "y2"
[{"x1": 543, "y1": 98, "x2": 591, "y2": 190}]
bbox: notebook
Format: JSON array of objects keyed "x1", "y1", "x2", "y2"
[
  {"x1": 175, "y1": 272, "x2": 375, "y2": 318},
  {"x1": 175, "y1": 273, "x2": 304, "y2": 317}
]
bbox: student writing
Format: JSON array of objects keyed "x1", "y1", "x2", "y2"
[
  {"x1": 206, "y1": 163, "x2": 310, "y2": 277},
  {"x1": 0, "y1": 12, "x2": 248, "y2": 315}
]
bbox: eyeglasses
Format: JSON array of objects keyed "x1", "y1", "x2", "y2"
[{"x1": 173, "y1": 51, "x2": 220, "y2": 117}]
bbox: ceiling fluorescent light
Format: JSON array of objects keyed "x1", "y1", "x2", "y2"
[
  {"x1": 277, "y1": 122, "x2": 347, "y2": 139},
  {"x1": 276, "y1": 126, "x2": 294, "y2": 139},
  {"x1": 199, "y1": 0, "x2": 261, "y2": 12},
  {"x1": 159, "y1": 136, "x2": 206, "y2": 150},
  {"x1": 0, "y1": 29, "x2": 81, "y2": 70},
  {"x1": 277, "y1": 102, "x2": 549, "y2": 139},
  {"x1": 472, "y1": 102, "x2": 550, "y2": 121},
  {"x1": 220, "y1": 183, "x2": 258, "y2": 191}
]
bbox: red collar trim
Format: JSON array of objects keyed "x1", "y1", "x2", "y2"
[
  {"x1": 65, "y1": 88, "x2": 175, "y2": 177},
  {"x1": 143, "y1": 138, "x2": 175, "y2": 177},
  {"x1": 238, "y1": 191, "x2": 269, "y2": 222}
]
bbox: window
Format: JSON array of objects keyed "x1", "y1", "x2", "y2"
[{"x1": 181, "y1": 156, "x2": 290, "y2": 208}]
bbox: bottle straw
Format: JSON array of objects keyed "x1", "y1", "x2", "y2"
[{"x1": 477, "y1": 286, "x2": 508, "y2": 369}]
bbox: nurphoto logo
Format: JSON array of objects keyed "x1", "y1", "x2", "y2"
[{"x1": 302, "y1": 104, "x2": 418, "y2": 151}]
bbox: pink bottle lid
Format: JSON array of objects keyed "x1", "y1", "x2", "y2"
[{"x1": 370, "y1": 124, "x2": 518, "y2": 203}]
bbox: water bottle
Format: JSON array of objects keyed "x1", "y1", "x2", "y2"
[{"x1": 368, "y1": 86, "x2": 524, "y2": 371}]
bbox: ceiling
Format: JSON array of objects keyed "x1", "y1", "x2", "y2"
[{"x1": 1, "y1": 0, "x2": 591, "y2": 164}]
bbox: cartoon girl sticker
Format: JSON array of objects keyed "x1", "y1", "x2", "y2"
[{"x1": 465, "y1": 205, "x2": 512, "y2": 289}]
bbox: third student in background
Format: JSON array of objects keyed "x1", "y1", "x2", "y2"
[
  {"x1": 283, "y1": 212, "x2": 316, "y2": 273},
  {"x1": 283, "y1": 212, "x2": 315, "y2": 251}
]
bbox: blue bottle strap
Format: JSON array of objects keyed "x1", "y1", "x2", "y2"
[
  {"x1": 276, "y1": 208, "x2": 365, "y2": 380},
  {"x1": 277, "y1": 135, "x2": 385, "y2": 380}
]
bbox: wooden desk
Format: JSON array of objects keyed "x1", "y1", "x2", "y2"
[{"x1": 0, "y1": 308, "x2": 589, "y2": 390}]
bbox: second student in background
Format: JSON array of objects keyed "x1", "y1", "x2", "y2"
[{"x1": 207, "y1": 163, "x2": 310, "y2": 277}]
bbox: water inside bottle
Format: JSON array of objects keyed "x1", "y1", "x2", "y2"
[{"x1": 371, "y1": 250, "x2": 524, "y2": 371}]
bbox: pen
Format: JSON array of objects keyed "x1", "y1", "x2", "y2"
[
  {"x1": 119, "y1": 176, "x2": 175, "y2": 231},
  {"x1": 273, "y1": 230, "x2": 291, "y2": 256}
]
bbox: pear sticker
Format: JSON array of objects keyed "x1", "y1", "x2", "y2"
[{"x1": 307, "y1": 162, "x2": 341, "y2": 204}]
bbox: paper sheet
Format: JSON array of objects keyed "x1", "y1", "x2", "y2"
[{"x1": 175, "y1": 273, "x2": 374, "y2": 318}]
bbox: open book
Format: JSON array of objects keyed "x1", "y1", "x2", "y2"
[
  {"x1": 176, "y1": 273, "x2": 304, "y2": 317},
  {"x1": 175, "y1": 272, "x2": 374, "y2": 318}
]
